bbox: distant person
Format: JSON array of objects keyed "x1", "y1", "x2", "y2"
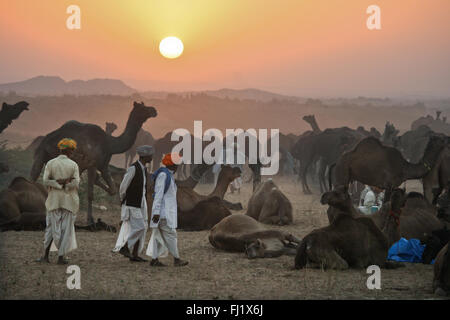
[
  {"x1": 358, "y1": 185, "x2": 377, "y2": 215},
  {"x1": 113, "y1": 145, "x2": 154, "y2": 262},
  {"x1": 38, "y1": 138, "x2": 80, "y2": 265},
  {"x1": 146, "y1": 152, "x2": 188, "y2": 267}
]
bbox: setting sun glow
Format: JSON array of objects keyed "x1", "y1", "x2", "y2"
[{"x1": 159, "y1": 37, "x2": 184, "y2": 59}]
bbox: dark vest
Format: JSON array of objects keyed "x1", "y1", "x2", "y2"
[{"x1": 125, "y1": 161, "x2": 147, "y2": 208}]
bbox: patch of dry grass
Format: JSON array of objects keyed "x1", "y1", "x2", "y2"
[{"x1": 0, "y1": 178, "x2": 445, "y2": 299}]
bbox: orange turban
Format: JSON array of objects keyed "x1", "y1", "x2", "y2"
[
  {"x1": 162, "y1": 153, "x2": 181, "y2": 166},
  {"x1": 57, "y1": 138, "x2": 77, "y2": 150}
]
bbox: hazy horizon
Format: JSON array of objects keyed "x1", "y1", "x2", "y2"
[{"x1": 1, "y1": 1, "x2": 449, "y2": 98}]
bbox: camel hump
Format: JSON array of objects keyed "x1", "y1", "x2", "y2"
[{"x1": 8, "y1": 176, "x2": 31, "y2": 188}]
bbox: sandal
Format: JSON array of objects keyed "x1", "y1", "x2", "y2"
[{"x1": 150, "y1": 259, "x2": 167, "y2": 267}]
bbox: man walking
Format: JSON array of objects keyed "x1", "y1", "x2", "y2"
[
  {"x1": 113, "y1": 145, "x2": 153, "y2": 262},
  {"x1": 38, "y1": 138, "x2": 80, "y2": 265},
  {"x1": 146, "y1": 152, "x2": 188, "y2": 267}
]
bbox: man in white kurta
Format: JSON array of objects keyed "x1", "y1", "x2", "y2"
[
  {"x1": 113, "y1": 145, "x2": 153, "y2": 262},
  {"x1": 38, "y1": 138, "x2": 80, "y2": 265},
  {"x1": 147, "y1": 153, "x2": 188, "y2": 267}
]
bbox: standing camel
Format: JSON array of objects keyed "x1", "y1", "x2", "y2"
[
  {"x1": 0, "y1": 101, "x2": 29, "y2": 134},
  {"x1": 105, "y1": 122, "x2": 118, "y2": 135},
  {"x1": 330, "y1": 135, "x2": 448, "y2": 200},
  {"x1": 30, "y1": 101, "x2": 157, "y2": 225},
  {"x1": 124, "y1": 128, "x2": 155, "y2": 168}
]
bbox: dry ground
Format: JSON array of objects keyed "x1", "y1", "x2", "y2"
[{"x1": 0, "y1": 178, "x2": 446, "y2": 299}]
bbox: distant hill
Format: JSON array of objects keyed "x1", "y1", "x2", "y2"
[
  {"x1": 0, "y1": 76, "x2": 137, "y2": 96},
  {"x1": 141, "y1": 88, "x2": 304, "y2": 102}
]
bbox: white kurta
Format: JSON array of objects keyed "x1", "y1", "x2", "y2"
[
  {"x1": 358, "y1": 190, "x2": 377, "y2": 215},
  {"x1": 42, "y1": 154, "x2": 80, "y2": 255},
  {"x1": 113, "y1": 161, "x2": 148, "y2": 253},
  {"x1": 146, "y1": 169, "x2": 179, "y2": 259}
]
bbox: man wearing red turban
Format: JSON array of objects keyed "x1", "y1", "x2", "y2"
[{"x1": 146, "y1": 152, "x2": 188, "y2": 267}]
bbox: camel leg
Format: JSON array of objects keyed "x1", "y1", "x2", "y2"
[
  {"x1": 30, "y1": 152, "x2": 46, "y2": 181},
  {"x1": 301, "y1": 165, "x2": 312, "y2": 195},
  {"x1": 318, "y1": 161, "x2": 328, "y2": 193},
  {"x1": 100, "y1": 168, "x2": 117, "y2": 195},
  {"x1": 87, "y1": 167, "x2": 96, "y2": 225}
]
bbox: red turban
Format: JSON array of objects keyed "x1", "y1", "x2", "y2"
[{"x1": 162, "y1": 153, "x2": 181, "y2": 166}]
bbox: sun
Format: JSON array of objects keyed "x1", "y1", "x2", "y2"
[{"x1": 159, "y1": 36, "x2": 184, "y2": 59}]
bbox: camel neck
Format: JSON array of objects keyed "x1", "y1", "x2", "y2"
[
  {"x1": 210, "y1": 174, "x2": 233, "y2": 198},
  {"x1": 106, "y1": 117, "x2": 143, "y2": 154}
]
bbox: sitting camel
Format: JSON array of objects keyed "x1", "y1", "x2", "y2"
[
  {"x1": 246, "y1": 179, "x2": 293, "y2": 225},
  {"x1": 209, "y1": 214, "x2": 301, "y2": 259},
  {"x1": 322, "y1": 186, "x2": 407, "y2": 248},
  {"x1": 294, "y1": 214, "x2": 399, "y2": 270},
  {"x1": 177, "y1": 197, "x2": 231, "y2": 231},
  {"x1": 176, "y1": 165, "x2": 243, "y2": 212},
  {"x1": 433, "y1": 243, "x2": 450, "y2": 296},
  {"x1": 145, "y1": 165, "x2": 242, "y2": 230},
  {"x1": 399, "y1": 192, "x2": 444, "y2": 241},
  {"x1": 0, "y1": 177, "x2": 47, "y2": 231},
  {"x1": 0, "y1": 177, "x2": 116, "y2": 232}
]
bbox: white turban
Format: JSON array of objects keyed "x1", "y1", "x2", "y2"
[{"x1": 136, "y1": 145, "x2": 154, "y2": 157}]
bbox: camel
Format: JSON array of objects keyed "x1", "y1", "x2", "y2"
[
  {"x1": 380, "y1": 121, "x2": 399, "y2": 146},
  {"x1": 322, "y1": 186, "x2": 406, "y2": 247},
  {"x1": 330, "y1": 135, "x2": 448, "y2": 200},
  {"x1": 411, "y1": 111, "x2": 450, "y2": 135},
  {"x1": 433, "y1": 243, "x2": 450, "y2": 296},
  {"x1": 25, "y1": 136, "x2": 45, "y2": 153},
  {"x1": 246, "y1": 179, "x2": 293, "y2": 225},
  {"x1": 422, "y1": 145, "x2": 450, "y2": 204},
  {"x1": 0, "y1": 101, "x2": 29, "y2": 134},
  {"x1": 396, "y1": 125, "x2": 434, "y2": 163},
  {"x1": 208, "y1": 214, "x2": 301, "y2": 259},
  {"x1": 0, "y1": 177, "x2": 117, "y2": 232},
  {"x1": 399, "y1": 192, "x2": 445, "y2": 241},
  {"x1": 422, "y1": 227, "x2": 450, "y2": 264},
  {"x1": 0, "y1": 177, "x2": 47, "y2": 231},
  {"x1": 177, "y1": 196, "x2": 232, "y2": 231},
  {"x1": 291, "y1": 128, "x2": 358, "y2": 194},
  {"x1": 105, "y1": 122, "x2": 118, "y2": 135},
  {"x1": 294, "y1": 213, "x2": 403, "y2": 270},
  {"x1": 145, "y1": 165, "x2": 242, "y2": 230},
  {"x1": 302, "y1": 115, "x2": 321, "y2": 134},
  {"x1": 124, "y1": 128, "x2": 155, "y2": 168},
  {"x1": 30, "y1": 101, "x2": 157, "y2": 225}
]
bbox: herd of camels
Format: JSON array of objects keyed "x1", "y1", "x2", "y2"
[{"x1": 0, "y1": 100, "x2": 449, "y2": 296}]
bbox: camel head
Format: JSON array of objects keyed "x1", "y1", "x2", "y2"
[
  {"x1": 219, "y1": 165, "x2": 242, "y2": 183},
  {"x1": 389, "y1": 188, "x2": 407, "y2": 213},
  {"x1": 130, "y1": 101, "x2": 157, "y2": 124},
  {"x1": 105, "y1": 122, "x2": 118, "y2": 135},
  {"x1": 302, "y1": 115, "x2": 315, "y2": 123},
  {"x1": 320, "y1": 185, "x2": 352, "y2": 210},
  {"x1": 369, "y1": 127, "x2": 381, "y2": 139},
  {"x1": 1, "y1": 101, "x2": 29, "y2": 121},
  {"x1": 245, "y1": 239, "x2": 266, "y2": 259},
  {"x1": 422, "y1": 135, "x2": 449, "y2": 167}
]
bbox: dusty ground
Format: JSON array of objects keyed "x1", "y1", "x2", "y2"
[{"x1": 0, "y1": 178, "x2": 446, "y2": 300}]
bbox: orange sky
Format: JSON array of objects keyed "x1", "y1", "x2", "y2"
[{"x1": 0, "y1": 0, "x2": 449, "y2": 97}]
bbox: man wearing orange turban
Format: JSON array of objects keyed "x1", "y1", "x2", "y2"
[
  {"x1": 38, "y1": 138, "x2": 80, "y2": 265},
  {"x1": 146, "y1": 152, "x2": 188, "y2": 267}
]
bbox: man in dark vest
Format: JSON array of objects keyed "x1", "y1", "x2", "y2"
[{"x1": 113, "y1": 145, "x2": 153, "y2": 262}]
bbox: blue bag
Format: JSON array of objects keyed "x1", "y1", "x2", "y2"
[{"x1": 387, "y1": 237, "x2": 434, "y2": 264}]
